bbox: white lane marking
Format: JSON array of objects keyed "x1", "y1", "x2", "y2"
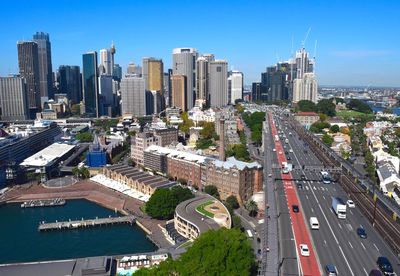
[
  {"x1": 338, "y1": 223, "x2": 342, "y2": 229},
  {"x1": 363, "y1": 267, "x2": 368, "y2": 276},
  {"x1": 322, "y1": 195, "x2": 326, "y2": 200},
  {"x1": 348, "y1": 241, "x2": 353, "y2": 249},
  {"x1": 360, "y1": 242, "x2": 366, "y2": 250},
  {"x1": 313, "y1": 186, "x2": 316, "y2": 190},
  {"x1": 349, "y1": 209, "x2": 353, "y2": 215},
  {"x1": 311, "y1": 207, "x2": 314, "y2": 213},
  {"x1": 374, "y1": 243, "x2": 379, "y2": 251},
  {"x1": 339, "y1": 245, "x2": 355, "y2": 276},
  {"x1": 324, "y1": 240, "x2": 327, "y2": 246},
  {"x1": 306, "y1": 195, "x2": 309, "y2": 200}
]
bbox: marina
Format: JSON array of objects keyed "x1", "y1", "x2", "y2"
[
  {"x1": 21, "y1": 198, "x2": 66, "y2": 208},
  {"x1": 38, "y1": 215, "x2": 136, "y2": 231}
]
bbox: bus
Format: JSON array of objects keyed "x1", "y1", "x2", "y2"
[{"x1": 321, "y1": 171, "x2": 331, "y2": 184}]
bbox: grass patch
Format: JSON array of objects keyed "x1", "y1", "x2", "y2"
[
  {"x1": 196, "y1": 200, "x2": 215, "y2": 218},
  {"x1": 337, "y1": 110, "x2": 371, "y2": 118}
]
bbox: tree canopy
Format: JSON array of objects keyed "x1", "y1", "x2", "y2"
[
  {"x1": 242, "y1": 112, "x2": 265, "y2": 145},
  {"x1": 205, "y1": 185, "x2": 220, "y2": 199},
  {"x1": 316, "y1": 99, "x2": 336, "y2": 117},
  {"x1": 178, "y1": 112, "x2": 194, "y2": 134},
  {"x1": 135, "y1": 228, "x2": 255, "y2": 276},
  {"x1": 226, "y1": 144, "x2": 251, "y2": 162},
  {"x1": 330, "y1": 125, "x2": 340, "y2": 133},
  {"x1": 76, "y1": 132, "x2": 94, "y2": 142},
  {"x1": 145, "y1": 186, "x2": 194, "y2": 219},
  {"x1": 297, "y1": 100, "x2": 317, "y2": 112},
  {"x1": 322, "y1": 133, "x2": 334, "y2": 146},
  {"x1": 225, "y1": 195, "x2": 240, "y2": 210},
  {"x1": 347, "y1": 99, "x2": 373, "y2": 114},
  {"x1": 310, "y1": 121, "x2": 331, "y2": 133}
]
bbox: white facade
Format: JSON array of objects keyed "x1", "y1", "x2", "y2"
[
  {"x1": 228, "y1": 71, "x2": 243, "y2": 104},
  {"x1": 121, "y1": 75, "x2": 146, "y2": 116},
  {"x1": 209, "y1": 60, "x2": 228, "y2": 107},
  {"x1": 99, "y1": 49, "x2": 111, "y2": 75},
  {"x1": 293, "y1": 73, "x2": 318, "y2": 103}
]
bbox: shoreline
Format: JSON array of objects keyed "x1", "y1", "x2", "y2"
[{"x1": 1, "y1": 180, "x2": 171, "y2": 250}]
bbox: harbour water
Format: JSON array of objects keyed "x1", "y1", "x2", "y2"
[{"x1": 0, "y1": 199, "x2": 157, "y2": 264}]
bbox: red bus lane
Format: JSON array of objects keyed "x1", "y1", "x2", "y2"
[{"x1": 269, "y1": 112, "x2": 320, "y2": 276}]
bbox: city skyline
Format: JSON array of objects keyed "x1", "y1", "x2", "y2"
[{"x1": 1, "y1": 0, "x2": 399, "y2": 87}]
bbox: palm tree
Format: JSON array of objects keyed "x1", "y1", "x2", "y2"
[{"x1": 246, "y1": 200, "x2": 258, "y2": 217}]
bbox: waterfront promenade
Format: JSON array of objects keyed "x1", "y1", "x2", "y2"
[{"x1": 1, "y1": 180, "x2": 171, "y2": 249}]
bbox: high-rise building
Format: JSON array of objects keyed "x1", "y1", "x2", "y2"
[
  {"x1": 293, "y1": 73, "x2": 318, "y2": 103},
  {"x1": 82, "y1": 52, "x2": 99, "y2": 117},
  {"x1": 110, "y1": 42, "x2": 116, "y2": 73},
  {"x1": 58, "y1": 65, "x2": 81, "y2": 104},
  {"x1": 171, "y1": 75, "x2": 187, "y2": 111},
  {"x1": 120, "y1": 75, "x2": 146, "y2": 116},
  {"x1": 127, "y1": 62, "x2": 142, "y2": 75},
  {"x1": 196, "y1": 56, "x2": 209, "y2": 106},
  {"x1": 112, "y1": 64, "x2": 122, "y2": 81},
  {"x1": 228, "y1": 71, "x2": 243, "y2": 104},
  {"x1": 17, "y1": 41, "x2": 41, "y2": 116},
  {"x1": 33, "y1": 32, "x2": 53, "y2": 100},
  {"x1": 252, "y1": 82, "x2": 262, "y2": 102},
  {"x1": 99, "y1": 49, "x2": 111, "y2": 75},
  {"x1": 172, "y1": 48, "x2": 197, "y2": 110},
  {"x1": 209, "y1": 59, "x2": 228, "y2": 107},
  {"x1": 98, "y1": 75, "x2": 114, "y2": 117},
  {"x1": 148, "y1": 58, "x2": 164, "y2": 93},
  {"x1": 0, "y1": 76, "x2": 29, "y2": 121}
]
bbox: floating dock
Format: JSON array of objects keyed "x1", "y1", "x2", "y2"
[
  {"x1": 38, "y1": 215, "x2": 136, "y2": 231},
  {"x1": 21, "y1": 198, "x2": 66, "y2": 208}
]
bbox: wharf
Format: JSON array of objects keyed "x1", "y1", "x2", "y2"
[
  {"x1": 21, "y1": 198, "x2": 66, "y2": 208},
  {"x1": 38, "y1": 215, "x2": 136, "y2": 231}
]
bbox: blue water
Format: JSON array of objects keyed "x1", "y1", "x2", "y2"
[
  {"x1": 0, "y1": 199, "x2": 157, "y2": 264},
  {"x1": 370, "y1": 105, "x2": 400, "y2": 115}
]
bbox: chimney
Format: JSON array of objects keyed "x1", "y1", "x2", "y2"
[{"x1": 219, "y1": 118, "x2": 225, "y2": 161}]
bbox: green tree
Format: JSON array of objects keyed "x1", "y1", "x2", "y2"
[
  {"x1": 347, "y1": 99, "x2": 373, "y2": 114},
  {"x1": 322, "y1": 133, "x2": 334, "y2": 146},
  {"x1": 145, "y1": 186, "x2": 194, "y2": 219},
  {"x1": 317, "y1": 99, "x2": 336, "y2": 117},
  {"x1": 232, "y1": 215, "x2": 242, "y2": 229},
  {"x1": 225, "y1": 195, "x2": 239, "y2": 210},
  {"x1": 76, "y1": 132, "x2": 94, "y2": 142},
  {"x1": 236, "y1": 104, "x2": 245, "y2": 114},
  {"x1": 80, "y1": 167, "x2": 90, "y2": 179},
  {"x1": 319, "y1": 113, "x2": 328, "y2": 122},
  {"x1": 297, "y1": 100, "x2": 317, "y2": 112},
  {"x1": 178, "y1": 112, "x2": 194, "y2": 134},
  {"x1": 330, "y1": 125, "x2": 340, "y2": 133},
  {"x1": 196, "y1": 138, "x2": 213, "y2": 150},
  {"x1": 199, "y1": 122, "x2": 216, "y2": 139},
  {"x1": 70, "y1": 104, "x2": 81, "y2": 116},
  {"x1": 226, "y1": 144, "x2": 251, "y2": 162},
  {"x1": 135, "y1": 228, "x2": 255, "y2": 275},
  {"x1": 246, "y1": 200, "x2": 258, "y2": 217},
  {"x1": 205, "y1": 185, "x2": 220, "y2": 199}
]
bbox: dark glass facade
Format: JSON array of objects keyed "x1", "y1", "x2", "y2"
[
  {"x1": 58, "y1": 65, "x2": 82, "y2": 104},
  {"x1": 82, "y1": 52, "x2": 99, "y2": 117},
  {"x1": 33, "y1": 32, "x2": 54, "y2": 100}
]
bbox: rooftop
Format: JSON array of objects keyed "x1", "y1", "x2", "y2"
[
  {"x1": 210, "y1": 156, "x2": 262, "y2": 170},
  {"x1": 20, "y1": 143, "x2": 75, "y2": 167},
  {"x1": 295, "y1": 112, "x2": 319, "y2": 116},
  {"x1": 145, "y1": 145, "x2": 209, "y2": 164}
]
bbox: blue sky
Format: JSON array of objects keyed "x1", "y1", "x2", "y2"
[{"x1": 0, "y1": 0, "x2": 399, "y2": 86}]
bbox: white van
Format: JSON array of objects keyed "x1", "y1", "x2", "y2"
[{"x1": 310, "y1": 217, "x2": 319, "y2": 230}]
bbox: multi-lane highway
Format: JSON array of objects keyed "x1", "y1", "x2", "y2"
[{"x1": 269, "y1": 109, "x2": 400, "y2": 275}]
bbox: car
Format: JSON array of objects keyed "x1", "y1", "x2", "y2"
[
  {"x1": 325, "y1": 264, "x2": 337, "y2": 275},
  {"x1": 297, "y1": 183, "x2": 303, "y2": 189},
  {"x1": 287, "y1": 156, "x2": 291, "y2": 161},
  {"x1": 289, "y1": 149, "x2": 293, "y2": 153},
  {"x1": 377, "y1": 256, "x2": 394, "y2": 275},
  {"x1": 292, "y1": 205, "x2": 299, "y2": 213},
  {"x1": 299, "y1": 244, "x2": 310, "y2": 256},
  {"x1": 278, "y1": 151, "x2": 283, "y2": 155},
  {"x1": 347, "y1": 200, "x2": 355, "y2": 208},
  {"x1": 357, "y1": 227, "x2": 367, "y2": 239},
  {"x1": 301, "y1": 174, "x2": 306, "y2": 181},
  {"x1": 273, "y1": 148, "x2": 276, "y2": 152},
  {"x1": 285, "y1": 151, "x2": 289, "y2": 155},
  {"x1": 268, "y1": 173, "x2": 272, "y2": 177}
]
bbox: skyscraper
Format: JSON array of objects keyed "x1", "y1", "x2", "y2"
[
  {"x1": 148, "y1": 58, "x2": 164, "y2": 93},
  {"x1": 293, "y1": 73, "x2": 318, "y2": 103},
  {"x1": 82, "y1": 52, "x2": 99, "y2": 117},
  {"x1": 98, "y1": 75, "x2": 114, "y2": 117},
  {"x1": 99, "y1": 49, "x2": 111, "y2": 75},
  {"x1": 228, "y1": 70, "x2": 243, "y2": 104},
  {"x1": 172, "y1": 48, "x2": 197, "y2": 110},
  {"x1": 120, "y1": 75, "x2": 146, "y2": 116},
  {"x1": 17, "y1": 41, "x2": 41, "y2": 116},
  {"x1": 196, "y1": 56, "x2": 210, "y2": 106},
  {"x1": 171, "y1": 75, "x2": 187, "y2": 111},
  {"x1": 209, "y1": 59, "x2": 228, "y2": 107},
  {"x1": 110, "y1": 42, "x2": 116, "y2": 73},
  {"x1": 0, "y1": 76, "x2": 29, "y2": 121},
  {"x1": 112, "y1": 64, "x2": 122, "y2": 81},
  {"x1": 33, "y1": 32, "x2": 53, "y2": 100},
  {"x1": 127, "y1": 62, "x2": 142, "y2": 75},
  {"x1": 58, "y1": 65, "x2": 82, "y2": 104}
]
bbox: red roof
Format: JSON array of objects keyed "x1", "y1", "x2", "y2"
[{"x1": 296, "y1": 112, "x2": 319, "y2": 116}]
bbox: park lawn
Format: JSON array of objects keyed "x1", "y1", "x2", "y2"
[
  {"x1": 337, "y1": 110, "x2": 372, "y2": 118},
  {"x1": 196, "y1": 201, "x2": 215, "y2": 218}
]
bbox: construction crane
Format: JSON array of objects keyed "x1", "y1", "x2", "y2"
[{"x1": 301, "y1": 27, "x2": 312, "y2": 49}]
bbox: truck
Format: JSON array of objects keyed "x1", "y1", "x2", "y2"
[
  {"x1": 274, "y1": 135, "x2": 279, "y2": 141},
  {"x1": 332, "y1": 197, "x2": 346, "y2": 219},
  {"x1": 282, "y1": 162, "x2": 292, "y2": 174}
]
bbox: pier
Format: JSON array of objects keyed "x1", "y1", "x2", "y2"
[
  {"x1": 38, "y1": 215, "x2": 136, "y2": 231},
  {"x1": 21, "y1": 198, "x2": 66, "y2": 208}
]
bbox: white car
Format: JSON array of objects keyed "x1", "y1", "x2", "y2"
[
  {"x1": 273, "y1": 148, "x2": 276, "y2": 152},
  {"x1": 300, "y1": 244, "x2": 310, "y2": 257},
  {"x1": 278, "y1": 151, "x2": 283, "y2": 155},
  {"x1": 289, "y1": 149, "x2": 293, "y2": 153},
  {"x1": 347, "y1": 200, "x2": 355, "y2": 208},
  {"x1": 268, "y1": 173, "x2": 272, "y2": 177}
]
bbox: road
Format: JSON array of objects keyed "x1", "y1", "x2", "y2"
[{"x1": 272, "y1": 109, "x2": 400, "y2": 276}]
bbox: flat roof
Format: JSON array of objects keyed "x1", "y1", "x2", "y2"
[
  {"x1": 145, "y1": 145, "x2": 209, "y2": 164},
  {"x1": 20, "y1": 143, "x2": 75, "y2": 167}
]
